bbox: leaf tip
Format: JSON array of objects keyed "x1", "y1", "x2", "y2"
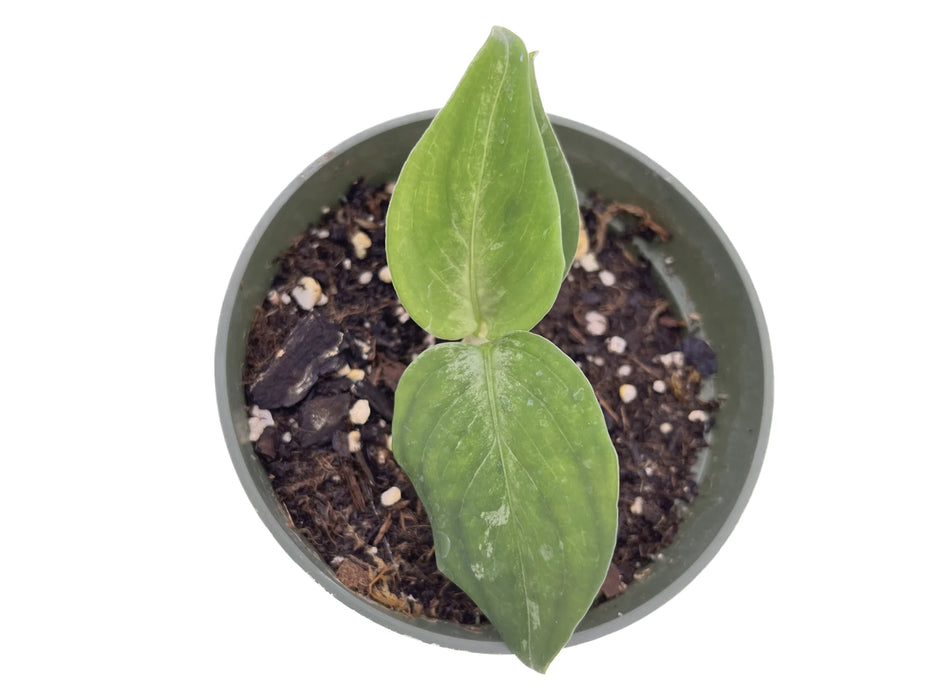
[
  {"x1": 488, "y1": 25, "x2": 527, "y2": 53},
  {"x1": 514, "y1": 638, "x2": 560, "y2": 674}
]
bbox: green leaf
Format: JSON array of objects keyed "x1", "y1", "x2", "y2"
[
  {"x1": 386, "y1": 27, "x2": 565, "y2": 341},
  {"x1": 529, "y1": 53, "x2": 579, "y2": 276},
  {"x1": 393, "y1": 332, "x2": 619, "y2": 672}
]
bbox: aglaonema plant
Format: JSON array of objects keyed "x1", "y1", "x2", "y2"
[{"x1": 385, "y1": 27, "x2": 619, "y2": 672}]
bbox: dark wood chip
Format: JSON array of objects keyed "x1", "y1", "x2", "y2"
[
  {"x1": 600, "y1": 562, "x2": 625, "y2": 598},
  {"x1": 352, "y1": 381, "x2": 394, "y2": 420},
  {"x1": 296, "y1": 393, "x2": 351, "y2": 448},
  {"x1": 374, "y1": 357, "x2": 406, "y2": 392},
  {"x1": 681, "y1": 336, "x2": 719, "y2": 378},
  {"x1": 247, "y1": 312, "x2": 343, "y2": 408},
  {"x1": 254, "y1": 427, "x2": 277, "y2": 459}
]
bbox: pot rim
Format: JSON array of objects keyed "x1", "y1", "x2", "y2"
[{"x1": 216, "y1": 110, "x2": 773, "y2": 654}]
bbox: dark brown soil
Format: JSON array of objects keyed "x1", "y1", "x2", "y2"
[{"x1": 243, "y1": 179, "x2": 718, "y2": 626}]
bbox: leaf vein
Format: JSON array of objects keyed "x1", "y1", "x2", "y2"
[
  {"x1": 418, "y1": 385, "x2": 479, "y2": 474},
  {"x1": 506, "y1": 370, "x2": 581, "y2": 461},
  {"x1": 458, "y1": 443, "x2": 498, "y2": 517}
]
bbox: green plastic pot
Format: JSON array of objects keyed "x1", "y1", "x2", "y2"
[{"x1": 215, "y1": 111, "x2": 773, "y2": 653}]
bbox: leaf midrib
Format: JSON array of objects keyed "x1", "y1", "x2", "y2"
[
  {"x1": 468, "y1": 44, "x2": 512, "y2": 337},
  {"x1": 481, "y1": 342, "x2": 533, "y2": 660}
]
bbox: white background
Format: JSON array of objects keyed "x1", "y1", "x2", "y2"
[{"x1": 2, "y1": 1, "x2": 930, "y2": 697}]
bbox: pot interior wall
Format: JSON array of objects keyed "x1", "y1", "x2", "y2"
[{"x1": 216, "y1": 112, "x2": 771, "y2": 652}]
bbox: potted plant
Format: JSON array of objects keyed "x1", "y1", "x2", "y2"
[{"x1": 216, "y1": 27, "x2": 772, "y2": 672}]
